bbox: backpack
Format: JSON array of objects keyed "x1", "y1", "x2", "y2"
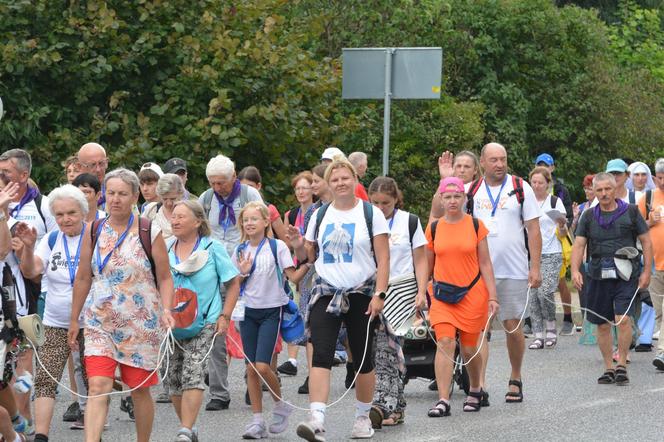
[
  {"x1": 313, "y1": 201, "x2": 376, "y2": 262},
  {"x1": 169, "y1": 241, "x2": 215, "y2": 339},
  {"x1": 430, "y1": 216, "x2": 479, "y2": 243},
  {"x1": 644, "y1": 190, "x2": 655, "y2": 220},
  {"x1": 287, "y1": 207, "x2": 299, "y2": 227},
  {"x1": 628, "y1": 190, "x2": 636, "y2": 205},
  {"x1": 201, "y1": 185, "x2": 250, "y2": 218},
  {"x1": 47, "y1": 230, "x2": 59, "y2": 250},
  {"x1": 237, "y1": 238, "x2": 293, "y2": 298},
  {"x1": 406, "y1": 212, "x2": 419, "y2": 245},
  {"x1": 91, "y1": 216, "x2": 156, "y2": 281}
]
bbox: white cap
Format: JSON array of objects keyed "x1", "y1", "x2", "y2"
[
  {"x1": 321, "y1": 147, "x2": 345, "y2": 161},
  {"x1": 139, "y1": 162, "x2": 164, "y2": 178}
]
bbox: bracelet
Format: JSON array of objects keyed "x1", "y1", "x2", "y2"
[
  {"x1": 488, "y1": 299, "x2": 499, "y2": 304},
  {"x1": 220, "y1": 313, "x2": 230, "y2": 321},
  {"x1": 240, "y1": 273, "x2": 250, "y2": 278}
]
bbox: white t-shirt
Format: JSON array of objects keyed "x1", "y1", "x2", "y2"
[
  {"x1": 536, "y1": 195, "x2": 566, "y2": 255},
  {"x1": 199, "y1": 186, "x2": 263, "y2": 256},
  {"x1": 471, "y1": 175, "x2": 542, "y2": 279},
  {"x1": 9, "y1": 195, "x2": 56, "y2": 242},
  {"x1": 4, "y1": 218, "x2": 28, "y2": 316},
  {"x1": 305, "y1": 201, "x2": 389, "y2": 288},
  {"x1": 232, "y1": 239, "x2": 294, "y2": 309},
  {"x1": 387, "y1": 209, "x2": 427, "y2": 279},
  {"x1": 35, "y1": 231, "x2": 85, "y2": 328}
]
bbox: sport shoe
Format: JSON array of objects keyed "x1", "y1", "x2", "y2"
[
  {"x1": 560, "y1": 321, "x2": 575, "y2": 336},
  {"x1": 69, "y1": 410, "x2": 84, "y2": 430},
  {"x1": 24, "y1": 420, "x2": 35, "y2": 439},
  {"x1": 269, "y1": 401, "x2": 293, "y2": 434},
  {"x1": 350, "y1": 415, "x2": 374, "y2": 439},
  {"x1": 296, "y1": 420, "x2": 326, "y2": 442},
  {"x1": 653, "y1": 353, "x2": 664, "y2": 371},
  {"x1": 522, "y1": 324, "x2": 532, "y2": 336},
  {"x1": 175, "y1": 427, "x2": 197, "y2": 442},
  {"x1": 653, "y1": 331, "x2": 660, "y2": 340},
  {"x1": 298, "y1": 376, "x2": 309, "y2": 395},
  {"x1": 277, "y1": 360, "x2": 298, "y2": 376},
  {"x1": 63, "y1": 401, "x2": 80, "y2": 422},
  {"x1": 242, "y1": 421, "x2": 268, "y2": 439},
  {"x1": 156, "y1": 391, "x2": 172, "y2": 403}
]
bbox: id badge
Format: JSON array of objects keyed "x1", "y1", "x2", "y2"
[
  {"x1": 231, "y1": 298, "x2": 246, "y2": 322},
  {"x1": 488, "y1": 217, "x2": 499, "y2": 236}
]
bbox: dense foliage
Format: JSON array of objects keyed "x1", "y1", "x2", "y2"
[{"x1": 1, "y1": 0, "x2": 662, "y2": 217}]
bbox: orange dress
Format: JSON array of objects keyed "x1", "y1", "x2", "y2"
[{"x1": 426, "y1": 215, "x2": 489, "y2": 333}]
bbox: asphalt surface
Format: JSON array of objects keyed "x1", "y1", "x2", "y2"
[{"x1": 45, "y1": 296, "x2": 664, "y2": 441}]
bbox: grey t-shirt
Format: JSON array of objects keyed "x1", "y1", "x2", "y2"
[{"x1": 576, "y1": 204, "x2": 648, "y2": 280}]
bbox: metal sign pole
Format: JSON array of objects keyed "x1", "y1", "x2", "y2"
[{"x1": 382, "y1": 49, "x2": 394, "y2": 176}]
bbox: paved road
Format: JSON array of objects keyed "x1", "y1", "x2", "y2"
[{"x1": 45, "y1": 325, "x2": 664, "y2": 441}]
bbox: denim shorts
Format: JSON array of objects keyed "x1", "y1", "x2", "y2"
[{"x1": 240, "y1": 306, "x2": 282, "y2": 364}]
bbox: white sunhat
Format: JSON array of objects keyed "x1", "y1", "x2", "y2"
[{"x1": 321, "y1": 146, "x2": 345, "y2": 161}]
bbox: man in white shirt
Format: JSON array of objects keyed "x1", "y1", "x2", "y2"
[{"x1": 76, "y1": 142, "x2": 108, "y2": 209}]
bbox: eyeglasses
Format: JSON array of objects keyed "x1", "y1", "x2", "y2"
[
  {"x1": 78, "y1": 159, "x2": 108, "y2": 170},
  {"x1": 609, "y1": 171, "x2": 625, "y2": 176},
  {"x1": 294, "y1": 187, "x2": 311, "y2": 192}
]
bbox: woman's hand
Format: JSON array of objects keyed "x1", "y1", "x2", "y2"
[
  {"x1": 0, "y1": 182, "x2": 19, "y2": 212},
  {"x1": 67, "y1": 320, "x2": 79, "y2": 351},
  {"x1": 438, "y1": 151, "x2": 454, "y2": 179},
  {"x1": 237, "y1": 250, "x2": 253, "y2": 276},
  {"x1": 414, "y1": 292, "x2": 428, "y2": 311},
  {"x1": 286, "y1": 225, "x2": 305, "y2": 250},
  {"x1": 488, "y1": 299, "x2": 500, "y2": 318},
  {"x1": 366, "y1": 295, "x2": 384, "y2": 319},
  {"x1": 215, "y1": 315, "x2": 229, "y2": 335},
  {"x1": 161, "y1": 309, "x2": 175, "y2": 329},
  {"x1": 13, "y1": 222, "x2": 37, "y2": 249},
  {"x1": 572, "y1": 202, "x2": 579, "y2": 220}
]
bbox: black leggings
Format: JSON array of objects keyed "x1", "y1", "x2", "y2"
[{"x1": 310, "y1": 293, "x2": 377, "y2": 373}]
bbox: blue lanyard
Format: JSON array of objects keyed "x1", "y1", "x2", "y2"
[
  {"x1": 174, "y1": 236, "x2": 201, "y2": 264},
  {"x1": 63, "y1": 223, "x2": 86, "y2": 287},
  {"x1": 239, "y1": 237, "x2": 266, "y2": 296},
  {"x1": 95, "y1": 214, "x2": 134, "y2": 274},
  {"x1": 388, "y1": 209, "x2": 397, "y2": 230},
  {"x1": 94, "y1": 210, "x2": 101, "y2": 220},
  {"x1": 485, "y1": 177, "x2": 507, "y2": 217},
  {"x1": 297, "y1": 208, "x2": 305, "y2": 235}
]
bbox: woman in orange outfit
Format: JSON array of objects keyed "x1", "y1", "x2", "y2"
[{"x1": 419, "y1": 176, "x2": 499, "y2": 417}]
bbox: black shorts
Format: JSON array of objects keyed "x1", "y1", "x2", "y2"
[{"x1": 585, "y1": 278, "x2": 639, "y2": 325}]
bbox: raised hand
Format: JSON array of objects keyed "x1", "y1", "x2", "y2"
[
  {"x1": 438, "y1": 151, "x2": 454, "y2": 179},
  {"x1": 13, "y1": 222, "x2": 37, "y2": 249},
  {"x1": 286, "y1": 224, "x2": 304, "y2": 250},
  {"x1": 237, "y1": 250, "x2": 253, "y2": 275},
  {"x1": 0, "y1": 182, "x2": 19, "y2": 212}
]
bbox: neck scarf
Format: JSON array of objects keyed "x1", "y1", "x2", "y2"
[
  {"x1": 593, "y1": 199, "x2": 629, "y2": 229},
  {"x1": 215, "y1": 179, "x2": 241, "y2": 229},
  {"x1": 11, "y1": 186, "x2": 39, "y2": 218}
]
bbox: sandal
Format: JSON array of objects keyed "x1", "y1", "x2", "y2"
[
  {"x1": 505, "y1": 379, "x2": 523, "y2": 403},
  {"x1": 615, "y1": 365, "x2": 629, "y2": 386},
  {"x1": 382, "y1": 410, "x2": 405, "y2": 426},
  {"x1": 427, "y1": 399, "x2": 451, "y2": 417},
  {"x1": 545, "y1": 330, "x2": 557, "y2": 348},
  {"x1": 528, "y1": 338, "x2": 544, "y2": 350},
  {"x1": 597, "y1": 369, "x2": 615, "y2": 384},
  {"x1": 463, "y1": 390, "x2": 482, "y2": 412},
  {"x1": 369, "y1": 406, "x2": 383, "y2": 429},
  {"x1": 480, "y1": 389, "x2": 490, "y2": 407}
]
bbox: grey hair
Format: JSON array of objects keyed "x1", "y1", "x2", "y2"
[
  {"x1": 104, "y1": 168, "x2": 140, "y2": 194},
  {"x1": 593, "y1": 172, "x2": 616, "y2": 187},
  {"x1": 655, "y1": 158, "x2": 664, "y2": 174},
  {"x1": 348, "y1": 152, "x2": 368, "y2": 168},
  {"x1": 48, "y1": 184, "x2": 89, "y2": 217},
  {"x1": 0, "y1": 149, "x2": 32, "y2": 174},
  {"x1": 173, "y1": 200, "x2": 212, "y2": 237},
  {"x1": 156, "y1": 173, "x2": 184, "y2": 197},
  {"x1": 205, "y1": 154, "x2": 235, "y2": 179}
]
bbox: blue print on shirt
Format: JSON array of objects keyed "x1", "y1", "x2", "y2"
[{"x1": 322, "y1": 223, "x2": 355, "y2": 264}]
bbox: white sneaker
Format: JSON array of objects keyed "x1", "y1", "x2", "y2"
[
  {"x1": 269, "y1": 402, "x2": 293, "y2": 434},
  {"x1": 653, "y1": 331, "x2": 660, "y2": 340},
  {"x1": 350, "y1": 415, "x2": 374, "y2": 439},
  {"x1": 242, "y1": 421, "x2": 268, "y2": 439},
  {"x1": 296, "y1": 420, "x2": 326, "y2": 442}
]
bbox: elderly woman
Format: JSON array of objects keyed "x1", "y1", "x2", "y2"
[
  {"x1": 166, "y1": 200, "x2": 239, "y2": 442},
  {"x1": 424, "y1": 177, "x2": 499, "y2": 417},
  {"x1": 143, "y1": 173, "x2": 185, "y2": 241},
  {"x1": 67, "y1": 168, "x2": 174, "y2": 442},
  {"x1": 14, "y1": 185, "x2": 90, "y2": 441},
  {"x1": 198, "y1": 154, "x2": 262, "y2": 411},
  {"x1": 288, "y1": 157, "x2": 389, "y2": 441}
]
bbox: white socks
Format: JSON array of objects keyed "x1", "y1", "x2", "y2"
[
  {"x1": 310, "y1": 401, "x2": 326, "y2": 425},
  {"x1": 355, "y1": 400, "x2": 371, "y2": 419},
  {"x1": 288, "y1": 358, "x2": 298, "y2": 367}
]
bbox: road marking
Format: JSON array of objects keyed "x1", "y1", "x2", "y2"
[{"x1": 582, "y1": 398, "x2": 617, "y2": 407}]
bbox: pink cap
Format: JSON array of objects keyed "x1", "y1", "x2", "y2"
[{"x1": 438, "y1": 177, "x2": 465, "y2": 194}]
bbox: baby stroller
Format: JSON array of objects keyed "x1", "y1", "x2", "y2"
[{"x1": 402, "y1": 315, "x2": 469, "y2": 395}]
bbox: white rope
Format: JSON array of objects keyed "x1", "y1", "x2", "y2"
[
  {"x1": 544, "y1": 287, "x2": 641, "y2": 327},
  {"x1": 422, "y1": 313, "x2": 493, "y2": 366},
  {"x1": 498, "y1": 285, "x2": 531, "y2": 334}
]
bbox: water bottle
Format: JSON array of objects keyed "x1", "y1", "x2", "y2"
[{"x1": 13, "y1": 371, "x2": 33, "y2": 394}]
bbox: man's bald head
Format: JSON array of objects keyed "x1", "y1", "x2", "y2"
[
  {"x1": 77, "y1": 142, "x2": 108, "y2": 182},
  {"x1": 480, "y1": 142, "x2": 508, "y2": 184},
  {"x1": 480, "y1": 142, "x2": 506, "y2": 159}
]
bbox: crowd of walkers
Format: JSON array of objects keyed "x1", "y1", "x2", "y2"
[{"x1": 0, "y1": 141, "x2": 661, "y2": 442}]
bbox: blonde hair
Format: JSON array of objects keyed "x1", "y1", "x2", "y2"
[
  {"x1": 173, "y1": 200, "x2": 212, "y2": 237},
  {"x1": 323, "y1": 156, "x2": 358, "y2": 182},
  {"x1": 238, "y1": 201, "x2": 273, "y2": 242}
]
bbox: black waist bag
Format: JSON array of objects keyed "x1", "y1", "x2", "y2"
[{"x1": 433, "y1": 272, "x2": 481, "y2": 304}]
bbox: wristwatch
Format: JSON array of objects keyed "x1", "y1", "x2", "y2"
[{"x1": 374, "y1": 291, "x2": 387, "y2": 300}]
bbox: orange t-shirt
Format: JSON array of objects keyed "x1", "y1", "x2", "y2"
[
  {"x1": 638, "y1": 189, "x2": 664, "y2": 271},
  {"x1": 425, "y1": 215, "x2": 489, "y2": 333}
]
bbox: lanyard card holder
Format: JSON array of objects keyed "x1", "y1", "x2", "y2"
[{"x1": 600, "y1": 257, "x2": 617, "y2": 280}]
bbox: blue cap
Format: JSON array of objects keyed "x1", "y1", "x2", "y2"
[
  {"x1": 535, "y1": 153, "x2": 554, "y2": 166},
  {"x1": 606, "y1": 158, "x2": 628, "y2": 173}
]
